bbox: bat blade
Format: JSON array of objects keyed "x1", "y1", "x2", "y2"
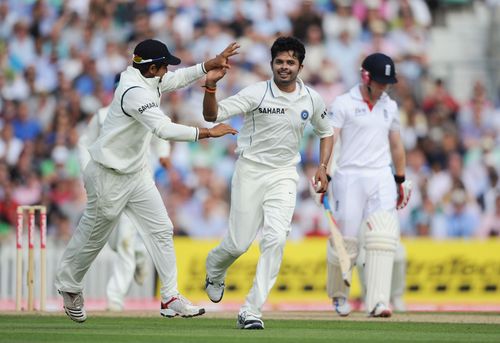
[{"x1": 323, "y1": 196, "x2": 351, "y2": 287}]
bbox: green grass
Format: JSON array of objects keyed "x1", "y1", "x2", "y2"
[{"x1": 0, "y1": 315, "x2": 498, "y2": 343}]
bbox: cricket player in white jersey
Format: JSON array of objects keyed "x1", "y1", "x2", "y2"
[
  {"x1": 55, "y1": 39, "x2": 239, "y2": 322},
  {"x1": 324, "y1": 53, "x2": 412, "y2": 318},
  {"x1": 78, "y1": 91, "x2": 171, "y2": 311},
  {"x1": 202, "y1": 37, "x2": 334, "y2": 329}
]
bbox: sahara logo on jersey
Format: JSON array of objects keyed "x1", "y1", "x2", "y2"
[
  {"x1": 138, "y1": 102, "x2": 158, "y2": 114},
  {"x1": 259, "y1": 107, "x2": 286, "y2": 114},
  {"x1": 301, "y1": 110, "x2": 309, "y2": 120}
]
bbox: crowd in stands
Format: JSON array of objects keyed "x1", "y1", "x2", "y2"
[{"x1": 0, "y1": 0, "x2": 498, "y2": 243}]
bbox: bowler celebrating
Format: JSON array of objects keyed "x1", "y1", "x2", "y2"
[{"x1": 202, "y1": 37, "x2": 333, "y2": 329}]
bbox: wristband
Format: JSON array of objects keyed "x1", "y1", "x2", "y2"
[
  {"x1": 394, "y1": 175, "x2": 405, "y2": 184},
  {"x1": 319, "y1": 163, "x2": 328, "y2": 170}
]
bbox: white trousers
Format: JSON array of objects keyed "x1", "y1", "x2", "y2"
[
  {"x1": 206, "y1": 158, "x2": 298, "y2": 316},
  {"x1": 55, "y1": 160, "x2": 178, "y2": 300},
  {"x1": 106, "y1": 214, "x2": 147, "y2": 310},
  {"x1": 330, "y1": 167, "x2": 397, "y2": 238}
]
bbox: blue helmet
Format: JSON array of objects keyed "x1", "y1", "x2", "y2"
[{"x1": 361, "y1": 53, "x2": 397, "y2": 84}]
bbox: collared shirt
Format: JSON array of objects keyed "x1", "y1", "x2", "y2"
[
  {"x1": 89, "y1": 64, "x2": 204, "y2": 174},
  {"x1": 216, "y1": 78, "x2": 333, "y2": 168},
  {"x1": 329, "y1": 84, "x2": 400, "y2": 170}
]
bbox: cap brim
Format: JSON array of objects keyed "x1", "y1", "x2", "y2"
[
  {"x1": 371, "y1": 75, "x2": 398, "y2": 84},
  {"x1": 166, "y1": 55, "x2": 181, "y2": 65}
]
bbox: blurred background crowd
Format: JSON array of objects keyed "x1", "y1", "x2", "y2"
[{"x1": 0, "y1": 0, "x2": 499, "y2": 244}]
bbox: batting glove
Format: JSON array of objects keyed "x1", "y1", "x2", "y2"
[
  {"x1": 396, "y1": 178, "x2": 412, "y2": 210},
  {"x1": 309, "y1": 176, "x2": 326, "y2": 206}
]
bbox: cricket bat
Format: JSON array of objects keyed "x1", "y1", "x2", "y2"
[{"x1": 322, "y1": 195, "x2": 351, "y2": 287}]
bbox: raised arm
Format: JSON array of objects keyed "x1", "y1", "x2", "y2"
[
  {"x1": 202, "y1": 68, "x2": 227, "y2": 122},
  {"x1": 160, "y1": 42, "x2": 239, "y2": 94}
]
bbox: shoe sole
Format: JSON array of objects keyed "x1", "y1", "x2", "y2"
[
  {"x1": 161, "y1": 308, "x2": 206, "y2": 318},
  {"x1": 371, "y1": 309, "x2": 392, "y2": 318},
  {"x1": 238, "y1": 323, "x2": 264, "y2": 330},
  {"x1": 208, "y1": 289, "x2": 224, "y2": 303},
  {"x1": 63, "y1": 307, "x2": 87, "y2": 323}
]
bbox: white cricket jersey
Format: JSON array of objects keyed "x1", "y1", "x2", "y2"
[
  {"x1": 89, "y1": 65, "x2": 205, "y2": 174},
  {"x1": 329, "y1": 84, "x2": 400, "y2": 170},
  {"x1": 216, "y1": 78, "x2": 333, "y2": 168},
  {"x1": 78, "y1": 106, "x2": 170, "y2": 171}
]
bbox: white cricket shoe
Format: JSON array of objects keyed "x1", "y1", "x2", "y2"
[
  {"x1": 370, "y1": 302, "x2": 392, "y2": 318},
  {"x1": 391, "y1": 296, "x2": 406, "y2": 312},
  {"x1": 59, "y1": 290, "x2": 87, "y2": 323},
  {"x1": 160, "y1": 294, "x2": 205, "y2": 318},
  {"x1": 205, "y1": 275, "x2": 225, "y2": 303},
  {"x1": 107, "y1": 302, "x2": 124, "y2": 312},
  {"x1": 333, "y1": 297, "x2": 351, "y2": 317},
  {"x1": 237, "y1": 311, "x2": 264, "y2": 330}
]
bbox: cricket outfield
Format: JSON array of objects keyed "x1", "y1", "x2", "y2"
[{"x1": 1, "y1": 311, "x2": 498, "y2": 343}]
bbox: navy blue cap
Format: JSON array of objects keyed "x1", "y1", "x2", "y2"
[
  {"x1": 133, "y1": 39, "x2": 181, "y2": 66},
  {"x1": 362, "y1": 53, "x2": 397, "y2": 84}
]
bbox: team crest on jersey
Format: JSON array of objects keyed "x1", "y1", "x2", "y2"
[
  {"x1": 383, "y1": 109, "x2": 388, "y2": 121},
  {"x1": 301, "y1": 110, "x2": 309, "y2": 120}
]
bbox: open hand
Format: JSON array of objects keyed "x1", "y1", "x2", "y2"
[
  {"x1": 209, "y1": 123, "x2": 238, "y2": 137},
  {"x1": 206, "y1": 68, "x2": 227, "y2": 85},
  {"x1": 205, "y1": 42, "x2": 240, "y2": 71}
]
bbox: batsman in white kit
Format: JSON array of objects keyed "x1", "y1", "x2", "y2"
[
  {"x1": 202, "y1": 37, "x2": 334, "y2": 329},
  {"x1": 55, "y1": 39, "x2": 239, "y2": 322},
  {"x1": 323, "y1": 53, "x2": 412, "y2": 317},
  {"x1": 78, "y1": 93, "x2": 171, "y2": 311}
]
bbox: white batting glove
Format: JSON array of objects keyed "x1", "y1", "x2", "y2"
[
  {"x1": 308, "y1": 177, "x2": 326, "y2": 206},
  {"x1": 396, "y1": 179, "x2": 412, "y2": 210}
]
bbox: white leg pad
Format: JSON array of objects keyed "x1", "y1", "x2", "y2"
[
  {"x1": 326, "y1": 237, "x2": 358, "y2": 299},
  {"x1": 364, "y1": 211, "x2": 399, "y2": 314},
  {"x1": 390, "y1": 242, "x2": 407, "y2": 311}
]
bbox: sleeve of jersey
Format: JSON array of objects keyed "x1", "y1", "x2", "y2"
[
  {"x1": 159, "y1": 64, "x2": 205, "y2": 93},
  {"x1": 123, "y1": 89, "x2": 198, "y2": 142},
  {"x1": 310, "y1": 95, "x2": 334, "y2": 138},
  {"x1": 389, "y1": 101, "x2": 401, "y2": 131},
  {"x1": 328, "y1": 98, "x2": 345, "y2": 129},
  {"x1": 215, "y1": 86, "x2": 256, "y2": 123}
]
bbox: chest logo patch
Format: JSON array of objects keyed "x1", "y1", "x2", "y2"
[
  {"x1": 383, "y1": 109, "x2": 389, "y2": 121},
  {"x1": 301, "y1": 110, "x2": 309, "y2": 120},
  {"x1": 259, "y1": 107, "x2": 285, "y2": 114},
  {"x1": 355, "y1": 108, "x2": 367, "y2": 116}
]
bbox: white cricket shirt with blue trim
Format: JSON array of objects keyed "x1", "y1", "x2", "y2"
[
  {"x1": 215, "y1": 78, "x2": 333, "y2": 168},
  {"x1": 89, "y1": 65, "x2": 204, "y2": 174}
]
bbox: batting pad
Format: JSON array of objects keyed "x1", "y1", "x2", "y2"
[
  {"x1": 326, "y1": 237, "x2": 358, "y2": 299},
  {"x1": 364, "y1": 211, "x2": 399, "y2": 314},
  {"x1": 391, "y1": 243, "x2": 407, "y2": 300}
]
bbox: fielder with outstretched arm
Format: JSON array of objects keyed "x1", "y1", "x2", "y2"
[
  {"x1": 202, "y1": 37, "x2": 333, "y2": 330},
  {"x1": 78, "y1": 94, "x2": 172, "y2": 312},
  {"x1": 325, "y1": 53, "x2": 412, "y2": 317},
  {"x1": 55, "y1": 39, "x2": 239, "y2": 323}
]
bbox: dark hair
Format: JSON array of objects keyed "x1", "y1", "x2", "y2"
[
  {"x1": 270, "y1": 37, "x2": 305, "y2": 65},
  {"x1": 132, "y1": 61, "x2": 165, "y2": 75}
]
